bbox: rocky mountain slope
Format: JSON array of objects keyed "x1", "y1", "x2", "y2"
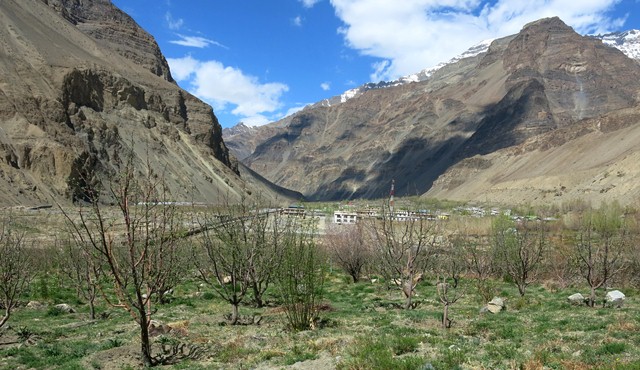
[
  {"x1": 0, "y1": 0, "x2": 299, "y2": 205},
  {"x1": 228, "y1": 17, "x2": 640, "y2": 205}
]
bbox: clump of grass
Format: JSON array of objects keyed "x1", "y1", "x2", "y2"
[
  {"x1": 337, "y1": 336, "x2": 425, "y2": 370},
  {"x1": 16, "y1": 326, "x2": 35, "y2": 342},
  {"x1": 201, "y1": 291, "x2": 215, "y2": 300},
  {"x1": 46, "y1": 306, "x2": 65, "y2": 317},
  {"x1": 391, "y1": 335, "x2": 420, "y2": 355},
  {"x1": 102, "y1": 338, "x2": 123, "y2": 350},
  {"x1": 215, "y1": 337, "x2": 259, "y2": 364},
  {"x1": 283, "y1": 344, "x2": 318, "y2": 365},
  {"x1": 597, "y1": 341, "x2": 626, "y2": 355},
  {"x1": 434, "y1": 346, "x2": 467, "y2": 369}
]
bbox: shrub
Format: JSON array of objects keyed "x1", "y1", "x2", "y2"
[{"x1": 276, "y1": 220, "x2": 326, "y2": 331}]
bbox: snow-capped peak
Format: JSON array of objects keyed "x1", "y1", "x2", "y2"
[
  {"x1": 595, "y1": 30, "x2": 640, "y2": 60},
  {"x1": 326, "y1": 30, "x2": 640, "y2": 108}
]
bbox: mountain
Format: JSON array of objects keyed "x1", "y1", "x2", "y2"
[
  {"x1": 596, "y1": 30, "x2": 640, "y2": 60},
  {"x1": 0, "y1": 0, "x2": 300, "y2": 205},
  {"x1": 228, "y1": 17, "x2": 640, "y2": 205},
  {"x1": 225, "y1": 26, "x2": 640, "y2": 164}
]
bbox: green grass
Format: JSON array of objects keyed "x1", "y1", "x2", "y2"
[{"x1": 1, "y1": 271, "x2": 639, "y2": 369}]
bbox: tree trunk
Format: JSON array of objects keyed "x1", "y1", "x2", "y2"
[
  {"x1": 404, "y1": 286, "x2": 413, "y2": 310},
  {"x1": 231, "y1": 303, "x2": 239, "y2": 324},
  {"x1": 0, "y1": 308, "x2": 9, "y2": 329},
  {"x1": 252, "y1": 283, "x2": 264, "y2": 308},
  {"x1": 140, "y1": 318, "x2": 153, "y2": 367},
  {"x1": 89, "y1": 299, "x2": 96, "y2": 320},
  {"x1": 589, "y1": 286, "x2": 597, "y2": 307},
  {"x1": 442, "y1": 303, "x2": 450, "y2": 328}
]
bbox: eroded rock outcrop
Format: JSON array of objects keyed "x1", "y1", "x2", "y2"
[{"x1": 0, "y1": 0, "x2": 267, "y2": 206}]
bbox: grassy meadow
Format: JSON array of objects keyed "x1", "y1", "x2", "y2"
[{"x1": 1, "y1": 203, "x2": 639, "y2": 369}]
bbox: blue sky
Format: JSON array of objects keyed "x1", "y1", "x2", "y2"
[{"x1": 112, "y1": 0, "x2": 640, "y2": 128}]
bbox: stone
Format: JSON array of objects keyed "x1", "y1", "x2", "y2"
[
  {"x1": 54, "y1": 303, "x2": 76, "y2": 314},
  {"x1": 26, "y1": 301, "x2": 45, "y2": 309},
  {"x1": 567, "y1": 293, "x2": 586, "y2": 306},
  {"x1": 149, "y1": 320, "x2": 172, "y2": 336},
  {"x1": 605, "y1": 290, "x2": 625, "y2": 308},
  {"x1": 486, "y1": 297, "x2": 505, "y2": 314}
]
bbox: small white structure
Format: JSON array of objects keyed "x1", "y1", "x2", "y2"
[{"x1": 334, "y1": 211, "x2": 357, "y2": 224}]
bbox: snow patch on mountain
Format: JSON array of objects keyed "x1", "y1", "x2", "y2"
[
  {"x1": 596, "y1": 30, "x2": 640, "y2": 60},
  {"x1": 310, "y1": 30, "x2": 640, "y2": 111}
]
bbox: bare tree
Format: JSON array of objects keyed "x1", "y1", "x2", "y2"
[
  {"x1": 367, "y1": 203, "x2": 439, "y2": 309},
  {"x1": 324, "y1": 223, "x2": 370, "y2": 283},
  {"x1": 55, "y1": 237, "x2": 101, "y2": 319},
  {"x1": 432, "y1": 233, "x2": 466, "y2": 328},
  {"x1": 573, "y1": 203, "x2": 631, "y2": 307},
  {"x1": 492, "y1": 216, "x2": 547, "y2": 296},
  {"x1": 62, "y1": 154, "x2": 184, "y2": 367},
  {"x1": 193, "y1": 194, "x2": 284, "y2": 323},
  {"x1": 458, "y1": 231, "x2": 497, "y2": 302},
  {"x1": 247, "y1": 205, "x2": 287, "y2": 308},
  {"x1": 0, "y1": 221, "x2": 33, "y2": 329},
  {"x1": 436, "y1": 276, "x2": 463, "y2": 329}
]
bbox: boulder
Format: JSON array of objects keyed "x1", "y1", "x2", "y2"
[
  {"x1": 605, "y1": 290, "x2": 625, "y2": 308},
  {"x1": 54, "y1": 303, "x2": 76, "y2": 314},
  {"x1": 486, "y1": 297, "x2": 505, "y2": 314},
  {"x1": 26, "y1": 301, "x2": 45, "y2": 309},
  {"x1": 149, "y1": 320, "x2": 172, "y2": 336},
  {"x1": 567, "y1": 293, "x2": 586, "y2": 306}
]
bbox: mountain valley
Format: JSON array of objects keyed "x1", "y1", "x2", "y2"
[{"x1": 226, "y1": 18, "x2": 640, "y2": 206}]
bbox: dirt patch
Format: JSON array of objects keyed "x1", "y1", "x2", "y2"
[{"x1": 82, "y1": 344, "x2": 142, "y2": 370}]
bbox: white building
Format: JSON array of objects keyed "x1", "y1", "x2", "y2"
[{"x1": 334, "y1": 211, "x2": 358, "y2": 224}]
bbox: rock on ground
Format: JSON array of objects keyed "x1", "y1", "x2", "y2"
[
  {"x1": 567, "y1": 293, "x2": 586, "y2": 306},
  {"x1": 605, "y1": 290, "x2": 625, "y2": 308}
]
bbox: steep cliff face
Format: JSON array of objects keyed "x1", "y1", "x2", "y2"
[
  {"x1": 236, "y1": 17, "x2": 640, "y2": 203},
  {"x1": 42, "y1": 0, "x2": 173, "y2": 82},
  {"x1": 0, "y1": 0, "x2": 287, "y2": 206}
]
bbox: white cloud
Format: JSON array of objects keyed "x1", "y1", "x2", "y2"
[
  {"x1": 167, "y1": 55, "x2": 199, "y2": 81},
  {"x1": 169, "y1": 34, "x2": 227, "y2": 49},
  {"x1": 300, "y1": 0, "x2": 321, "y2": 8},
  {"x1": 320, "y1": 82, "x2": 331, "y2": 91},
  {"x1": 165, "y1": 12, "x2": 184, "y2": 30},
  {"x1": 241, "y1": 115, "x2": 272, "y2": 127},
  {"x1": 293, "y1": 16, "x2": 303, "y2": 27},
  {"x1": 241, "y1": 104, "x2": 309, "y2": 126},
  {"x1": 284, "y1": 105, "x2": 308, "y2": 117},
  {"x1": 330, "y1": 0, "x2": 625, "y2": 81},
  {"x1": 167, "y1": 56, "x2": 289, "y2": 123}
]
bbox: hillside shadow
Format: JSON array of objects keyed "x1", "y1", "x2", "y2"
[{"x1": 307, "y1": 78, "x2": 554, "y2": 201}]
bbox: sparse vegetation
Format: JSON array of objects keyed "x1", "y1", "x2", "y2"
[
  {"x1": 0, "y1": 218, "x2": 33, "y2": 329},
  {"x1": 0, "y1": 199, "x2": 639, "y2": 369}
]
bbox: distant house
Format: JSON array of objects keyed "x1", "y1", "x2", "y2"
[
  {"x1": 334, "y1": 211, "x2": 358, "y2": 224},
  {"x1": 280, "y1": 205, "x2": 306, "y2": 217}
]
